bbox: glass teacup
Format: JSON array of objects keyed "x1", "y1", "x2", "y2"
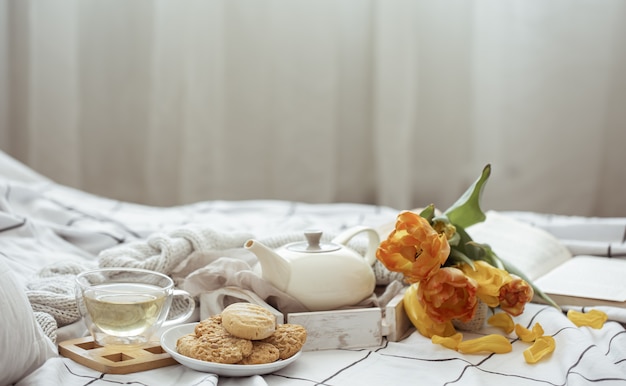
[{"x1": 75, "y1": 268, "x2": 195, "y2": 347}]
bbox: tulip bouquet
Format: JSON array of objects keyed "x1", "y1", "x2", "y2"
[{"x1": 376, "y1": 165, "x2": 560, "y2": 360}]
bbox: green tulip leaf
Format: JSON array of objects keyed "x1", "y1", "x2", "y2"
[
  {"x1": 419, "y1": 204, "x2": 436, "y2": 222},
  {"x1": 447, "y1": 248, "x2": 475, "y2": 268},
  {"x1": 444, "y1": 164, "x2": 491, "y2": 229},
  {"x1": 465, "y1": 241, "x2": 504, "y2": 269}
]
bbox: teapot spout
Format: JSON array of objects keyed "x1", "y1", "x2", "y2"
[{"x1": 244, "y1": 239, "x2": 291, "y2": 292}]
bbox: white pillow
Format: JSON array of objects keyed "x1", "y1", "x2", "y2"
[{"x1": 0, "y1": 259, "x2": 57, "y2": 385}]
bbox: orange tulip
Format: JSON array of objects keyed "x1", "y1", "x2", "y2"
[
  {"x1": 417, "y1": 267, "x2": 478, "y2": 323},
  {"x1": 499, "y1": 275, "x2": 534, "y2": 316},
  {"x1": 376, "y1": 211, "x2": 450, "y2": 283}
]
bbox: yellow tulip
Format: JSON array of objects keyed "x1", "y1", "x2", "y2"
[
  {"x1": 460, "y1": 261, "x2": 512, "y2": 307},
  {"x1": 498, "y1": 275, "x2": 534, "y2": 316},
  {"x1": 403, "y1": 283, "x2": 456, "y2": 338}
]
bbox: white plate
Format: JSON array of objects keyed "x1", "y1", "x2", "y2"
[{"x1": 160, "y1": 323, "x2": 302, "y2": 377}]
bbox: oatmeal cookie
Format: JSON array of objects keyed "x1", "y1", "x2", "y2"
[
  {"x1": 176, "y1": 329, "x2": 253, "y2": 364},
  {"x1": 238, "y1": 341, "x2": 280, "y2": 365},
  {"x1": 261, "y1": 323, "x2": 307, "y2": 359},
  {"x1": 194, "y1": 314, "x2": 224, "y2": 337}
]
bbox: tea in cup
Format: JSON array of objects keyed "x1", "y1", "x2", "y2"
[{"x1": 75, "y1": 268, "x2": 195, "y2": 346}]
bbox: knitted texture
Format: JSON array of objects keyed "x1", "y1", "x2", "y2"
[
  {"x1": 38, "y1": 261, "x2": 87, "y2": 278},
  {"x1": 26, "y1": 261, "x2": 91, "y2": 327},
  {"x1": 26, "y1": 260, "x2": 85, "y2": 343},
  {"x1": 33, "y1": 311, "x2": 58, "y2": 344},
  {"x1": 26, "y1": 226, "x2": 252, "y2": 341},
  {"x1": 27, "y1": 276, "x2": 82, "y2": 326},
  {"x1": 452, "y1": 300, "x2": 489, "y2": 332},
  {"x1": 99, "y1": 225, "x2": 253, "y2": 274}
]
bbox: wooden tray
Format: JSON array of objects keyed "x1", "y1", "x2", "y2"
[
  {"x1": 286, "y1": 290, "x2": 412, "y2": 351},
  {"x1": 199, "y1": 287, "x2": 412, "y2": 352},
  {"x1": 58, "y1": 336, "x2": 178, "y2": 374}
]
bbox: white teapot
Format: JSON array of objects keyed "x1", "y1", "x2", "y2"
[{"x1": 244, "y1": 226, "x2": 379, "y2": 311}]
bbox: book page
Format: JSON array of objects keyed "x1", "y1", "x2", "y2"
[
  {"x1": 466, "y1": 211, "x2": 572, "y2": 281},
  {"x1": 533, "y1": 256, "x2": 626, "y2": 302}
]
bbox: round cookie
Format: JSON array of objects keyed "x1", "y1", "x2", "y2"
[
  {"x1": 176, "y1": 329, "x2": 253, "y2": 364},
  {"x1": 221, "y1": 302, "x2": 276, "y2": 340},
  {"x1": 238, "y1": 341, "x2": 280, "y2": 365},
  {"x1": 194, "y1": 314, "x2": 224, "y2": 337},
  {"x1": 261, "y1": 323, "x2": 307, "y2": 360}
]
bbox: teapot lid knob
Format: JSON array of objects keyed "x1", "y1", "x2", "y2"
[
  {"x1": 286, "y1": 230, "x2": 341, "y2": 253},
  {"x1": 305, "y1": 230, "x2": 325, "y2": 249}
]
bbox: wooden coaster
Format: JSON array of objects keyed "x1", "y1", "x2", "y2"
[{"x1": 58, "y1": 336, "x2": 178, "y2": 374}]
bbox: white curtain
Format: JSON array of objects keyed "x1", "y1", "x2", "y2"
[{"x1": 1, "y1": 0, "x2": 625, "y2": 216}]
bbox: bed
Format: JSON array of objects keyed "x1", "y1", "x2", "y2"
[{"x1": 1, "y1": 149, "x2": 625, "y2": 386}]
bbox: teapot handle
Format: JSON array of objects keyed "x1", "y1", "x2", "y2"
[{"x1": 331, "y1": 226, "x2": 380, "y2": 266}]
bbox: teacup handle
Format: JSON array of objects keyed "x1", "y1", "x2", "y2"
[{"x1": 163, "y1": 289, "x2": 195, "y2": 327}]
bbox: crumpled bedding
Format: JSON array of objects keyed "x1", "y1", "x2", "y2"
[{"x1": 1, "y1": 150, "x2": 626, "y2": 386}]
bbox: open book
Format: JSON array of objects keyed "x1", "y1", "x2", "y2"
[{"x1": 466, "y1": 211, "x2": 626, "y2": 308}]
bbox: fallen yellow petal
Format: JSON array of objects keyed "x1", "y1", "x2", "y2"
[
  {"x1": 515, "y1": 322, "x2": 544, "y2": 343},
  {"x1": 567, "y1": 309, "x2": 608, "y2": 329},
  {"x1": 488, "y1": 312, "x2": 515, "y2": 334},
  {"x1": 523, "y1": 336, "x2": 555, "y2": 364},
  {"x1": 457, "y1": 334, "x2": 512, "y2": 354},
  {"x1": 432, "y1": 333, "x2": 463, "y2": 350}
]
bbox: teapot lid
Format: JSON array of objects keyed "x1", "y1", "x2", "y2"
[{"x1": 286, "y1": 230, "x2": 341, "y2": 253}]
